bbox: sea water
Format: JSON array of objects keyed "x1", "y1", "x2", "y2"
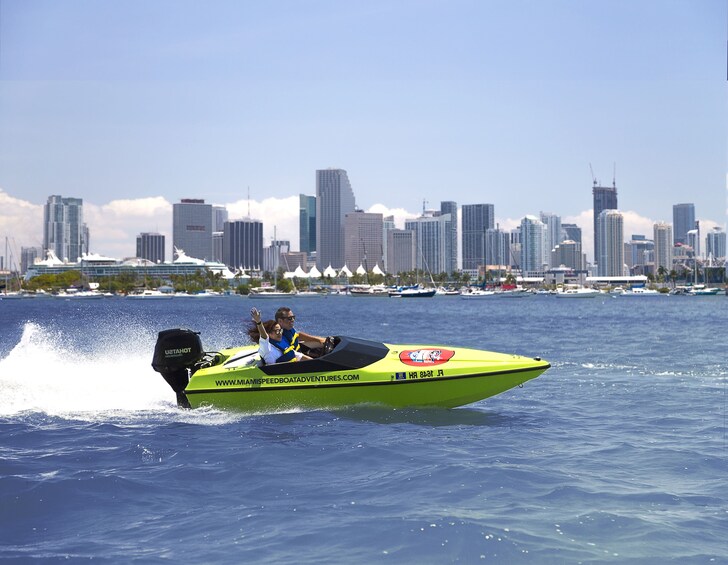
[{"x1": 0, "y1": 295, "x2": 726, "y2": 564}]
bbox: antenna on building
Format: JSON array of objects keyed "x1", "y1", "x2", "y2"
[{"x1": 612, "y1": 162, "x2": 616, "y2": 188}]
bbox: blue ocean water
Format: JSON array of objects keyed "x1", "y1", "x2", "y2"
[{"x1": 0, "y1": 295, "x2": 726, "y2": 564}]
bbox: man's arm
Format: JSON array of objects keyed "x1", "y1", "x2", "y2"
[{"x1": 298, "y1": 331, "x2": 325, "y2": 347}]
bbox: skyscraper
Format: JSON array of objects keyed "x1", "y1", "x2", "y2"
[
  {"x1": 485, "y1": 227, "x2": 509, "y2": 267},
  {"x1": 440, "y1": 201, "x2": 458, "y2": 274},
  {"x1": 672, "y1": 203, "x2": 695, "y2": 246},
  {"x1": 386, "y1": 229, "x2": 416, "y2": 275},
  {"x1": 462, "y1": 203, "x2": 495, "y2": 271},
  {"x1": 344, "y1": 211, "x2": 384, "y2": 271},
  {"x1": 519, "y1": 215, "x2": 546, "y2": 274},
  {"x1": 653, "y1": 222, "x2": 673, "y2": 272},
  {"x1": 596, "y1": 210, "x2": 624, "y2": 276},
  {"x1": 223, "y1": 219, "x2": 263, "y2": 271},
  {"x1": 706, "y1": 227, "x2": 726, "y2": 259},
  {"x1": 592, "y1": 182, "x2": 618, "y2": 263},
  {"x1": 299, "y1": 194, "x2": 317, "y2": 255},
  {"x1": 539, "y1": 212, "x2": 562, "y2": 267},
  {"x1": 316, "y1": 169, "x2": 356, "y2": 269},
  {"x1": 405, "y1": 212, "x2": 453, "y2": 275},
  {"x1": 136, "y1": 232, "x2": 165, "y2": 263},
  {"x1": 173, "y1": 199, "x2": 213, "y2": 261},
  {"x1": 43, "y1": 195, "x2": 87, "y2": 262},
  {"x1": 562, "y1": 223, "x2": 582, "y2": 244}
]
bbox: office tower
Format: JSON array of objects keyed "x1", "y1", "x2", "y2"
[
  {"x1": 405, "y1": 211, "x2": 454, "y2": 275},
  {"x1": 653, "y1": 223, "x2": 673, "y2": 272},
  {"x1": 625, "y1": 234, "x2": 654, "y2": 274},
  {"x1": 539, "y1": 212, "x2": 562, "y2": 267},
  {"x1": 551, "y1": 240, "x2": 585, "y2": 271},
  {"x1": 596, "y1": 210, "x2": 624, "y2": 276},
  {"x1": 212, "y1": 205, "x2": 228, "y2": 232},
  {"x1": 519, "y1": 216, "x2": 547, "y2": 274},
  {"x1": 381, "y1": 215, "x2": 396, "y2": 273},
  {"x1": 593, "y1": 182, "x2": 618, "y2": 263},
  {"x1": 706, "y1": 227, "x2": 726, "y2": 259},
  {"x1": 173, "y1": 199, "x2": 213, "y2": 261},
  {"x1": 344, "y1": 211, "x2": 384, "y2": 271},
  {"x1": 316, "y1": 169, "x2": 356, "y2": 269},
  {"x1": 485, "y1": 227, "x2": 509, "y2": 268},
  {"x1": 386, "y1": 229, "x2": 416, "y2": 275},
  {"x1": 223, "y1": 219, "x2": 263, "y2": 271},
  {"x1": 672, "y1": 203, "x2": 695, "y2": 246},
  {"x1": 562, "y1": 223, "x2": 582, "y2": 244},
  {"x1": 299, "y1": 195, "x2": 317, "y2": 254},
  {"x1": 212, "y1": 232, "x2": 224, "y2": 263},
  {"x1": 20, "y1": 247, "x2": 42, "y2": 275},
  {"x1": 263, "y1": 240, "x2": 290, "y2": 272},
  {"x1": 440, "y1": 201, "x2": 458, "y2": 274},
  {"x1": 462, "y1": 203, "x2": 495, "y2": 271},
  {"x1": 43, "y1": 195, "x2": 86, "y2": 262},
  {"x1": 136, "y1": 232, "x2": 165, "y2": 263}
]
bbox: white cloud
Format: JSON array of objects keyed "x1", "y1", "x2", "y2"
[
  {"x1": 0, "y1": 189, "x2": 45, "y2": 259},
  {"x1": 366, "y1": 203, "x2": 418, "y2": 228}
]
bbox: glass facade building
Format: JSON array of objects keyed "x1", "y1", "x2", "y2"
[
  {"x1": 173, "y1": 199, "x2": 213, "y2": 261},
  {"x1": 223, "y1": 219, "x2": 263, "y2": 271},
  {"x1": 592, "y1": 184, "x2": 618, "y2": 263},
  {"x1": 315, "y1": 169, "x2": 356, "y2": 269},
  {"x1": 672, "y1": 203, "x2": 695, "y2": 246},
  {"x1": 597, "y1": 210, "x2": 624, "y2": 277},
  {"x1": 136, "y1": 232, "x2": 165, "y2": 264},
  {"x1": 299, "y1": 194, "x2": 317, "y2": 254},
  {"x1": 43, "y1": 195, "x2": 86, "y2": 262},
  {"x1": 462, "y1": 203, "x2": 494, "y2": 271}
]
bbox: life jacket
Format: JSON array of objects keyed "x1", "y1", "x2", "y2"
[
  {"x1": 282, "y1": 328, "x2": 300, "y2": 351},
  {"x1": 269, "y1": 338, "x2": 298, "y2": 363}
]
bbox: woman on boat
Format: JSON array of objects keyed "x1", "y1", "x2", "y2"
[{"x1": 248, "y1": 307, "x2": 311, "y2": 364}]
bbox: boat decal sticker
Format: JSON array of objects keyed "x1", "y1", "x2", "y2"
[
  {"x1": 394, "y1": 372, "x2": 407, "y2": 380},
  {"x1": 399, "y1": 349, "x2": 455, "y2": 366},
  {"x1": 214, "y1": 373, "x2": 360, "y2": 387}
]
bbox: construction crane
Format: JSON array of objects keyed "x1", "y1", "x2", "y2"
[{"x1": 589, "y1": 163, "x2": 598, "y2": 187}]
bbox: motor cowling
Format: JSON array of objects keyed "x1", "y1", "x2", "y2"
[{"x1": 152, "y1": 328, "x2": 204, "y2": 408}]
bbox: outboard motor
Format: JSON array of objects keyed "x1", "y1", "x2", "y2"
[{"x1": 152, "y1": 328, "x2": 204, "y2": 408}]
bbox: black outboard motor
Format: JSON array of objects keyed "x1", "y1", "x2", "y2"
[{"x1": 151, "y1": 328, "x2": 204, "y2": 408}]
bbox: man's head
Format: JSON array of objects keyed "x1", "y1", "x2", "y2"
[{"x1": 275, "y1": 306, "x2": 296, "y2": 332}]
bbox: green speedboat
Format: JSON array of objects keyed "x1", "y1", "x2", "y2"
[{"x1": 152, "y1": 329, "x2": 550, "y2": 412}]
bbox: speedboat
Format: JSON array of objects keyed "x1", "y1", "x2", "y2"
[{"x1": 152, "y1": 329, "x2": 550, "y2": 412}]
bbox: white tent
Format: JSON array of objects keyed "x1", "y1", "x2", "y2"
[
  {"x1": 372, "y1": 264, "x2": 385, "y2": 276},
  {"x1": 323, "y1": 264, "x2": 338, "y2": 278},
  {"x1": 293, "y1": 265, "x2": 308, "y2": 278},
  {"x1": 339, "y1": 265, "x2": 353, "y2": 278},
  {"x1": 308, "y1": 265, "x2": 322, "y2": 278},
  {"x1": 356, "y1": 264, "x2": 366, "y2": 275}
]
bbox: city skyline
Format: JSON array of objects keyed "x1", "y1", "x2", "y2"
[{"x1": 1, "y1": 1, "x2": 725, "y2": 262}]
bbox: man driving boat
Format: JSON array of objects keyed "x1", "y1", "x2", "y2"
[{"x1": 275, "y1": 306, "x2": 326, "y2": 356}]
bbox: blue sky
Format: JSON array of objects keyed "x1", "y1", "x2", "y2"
[{"x1": 0, "y1": 0, "x2": 726, "y2": 261}]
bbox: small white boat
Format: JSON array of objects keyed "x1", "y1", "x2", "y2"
[
  {"x1": 126, "y1": 290, "x2": 174, "y2": 299},
  {"x1": 618, "y1": 287, "x2": 663, "y2": 297},
  {"x1": 248, "y1": 288, "x2": 297, "y2": 299},
  {"x1": 460, "y1": 288, "x2": 496, "y2": 299},
  {"x1": 554, "y1": 287, "x2": 601, "y2": 298}
]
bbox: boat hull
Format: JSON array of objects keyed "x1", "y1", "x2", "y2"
[{"x1": 182, "y1": 338, "x2": 550, "y2": 412}]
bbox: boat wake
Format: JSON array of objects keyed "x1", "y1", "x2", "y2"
[{"x1": 0, "y1": 322, "x2": 248, "y2": 424}]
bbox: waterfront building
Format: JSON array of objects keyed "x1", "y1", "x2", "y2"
[
  {"x1": 173, "y1": 199, "x2": 213, "y2": 261},
  {"x1": 386, "y1": 229, "x2": 416, "y2": 275},
  {"x1": 136, "y1": 232, "x2": 165, "y2": 264},
  {"x1": 344, "y1": 211, "x2": 384, "y2": 272},
  {"x1": 706, "y1": 227, "x2": 726, "y2": 260},
  {"x1": 592, "y1": 182, "x2": 618, "y2": 263},
  {"x1": 653, "y1": 223, "x2": 673, "y2": 273},
  {"x1": 263, "y1": 240, "x2": 290, "y2": 272},
  {"x1": 672, "y1": 203, "x2": 695, "y2": 246},
  {"x1": 43, "y1": 195, "x2": 87, "y2": 262},
  {"x1": 462, "y1": 203, "x2": 495, "y2": 271},
  {"x1": 299, "y1": 194, "x2": 317, "y2": 255},
  {"x1": 625, "y1": 234, "x2": 654, "y2": 275},
  {"x1": 519, "y1": 216, "x2": 547, "y2": 275},
  {"x1": 485, "y1": 227, "x2": 509, "y2": 269},
  {"x1": 540, "y1": 212, "x2": 562, "y2": 268},
  {"x1": 316, "y1": 169, "x2": 356, "y2": 270},
  {"x1": 381, "y1": 215, "x2": 396, "y2": 273},
  {"x1": 596, "y1": 210, "x2": 624, "y2": 277},
  {"x1": 223, "y1": 219, "x2": 263, "y2": 271},
  {"x1": 562, "y1": 223, "x2": 582, "y2": 244},
  {"x1": 405, "y1": 211, "x2": 454, "y2": 275},
  {"x1": 440, "y1": 201, "x2": 458, "y2": 275},
  {"x1": 551, "y1": 240, "x2": 585, "y2": 271},
  {"x1": 20, "y1": 247, "x2": 42, "y2": 275}
]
